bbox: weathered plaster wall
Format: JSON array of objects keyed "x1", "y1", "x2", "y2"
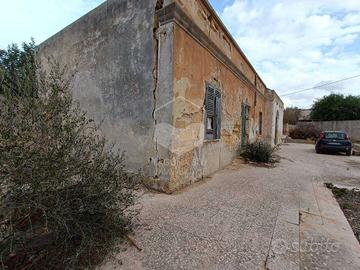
[
  {"x1": 36, "y1": 0, "x2": 284, "y2": 193},
  {"x1": 37, "y1": 0, "x2": 171, "y2": 177},
  {"x1": 149, "y1": 20, "x2": 176, "y2": 191},
  {"x1": 264, "y1": 95, "x2": 275, "y2": 145},
  {"x1": 174, "y1": 0, "x2": 266, "y2": 95},
  {"x1": 264, "y1": 90, "x2": 284, "y2": 146},
  {"x1": 168, "y1": 22, "x2": 267, "y2": 191},
  {"x1": 276, "y1": 103, "x2": 284, "y2": 145},
  {"x1": 153, "y1": 1, "x2": 273, "y2": 192}
]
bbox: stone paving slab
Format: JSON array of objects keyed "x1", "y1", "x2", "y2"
[
  {"x1": 100, "y1": 144, "x2": 360, "y2": 270},
  {"x1": 267, "y1": 219, "x2": 300, "y2": 270},
  {"x1": 300, "y1": 182, "x2": 360, "y2": 270}
]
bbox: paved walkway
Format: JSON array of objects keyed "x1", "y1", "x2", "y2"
[{"x1": 102, "y1": 143, "x2": 360, "y2": 270}]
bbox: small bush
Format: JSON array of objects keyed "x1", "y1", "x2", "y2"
[
  {"x1": 241, "y1": 141, "x2": 276, "y2": 163},
  {"x1": 0, "y1": 47, "x2": 139, "y2": 269},
  {"x1": 289, "y1": 124, "x2": 320, "y2": 140}
]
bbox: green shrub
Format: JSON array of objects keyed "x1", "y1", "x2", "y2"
[
  {"x1": 241, "y1": 141, "x2": 276, "y2": 163},
  {"x1": 0, "y1": 46, "x2": 139, "y2": 269}
]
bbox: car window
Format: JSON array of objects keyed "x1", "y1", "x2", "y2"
[{"x1": 325, "y1": 133, "x2": 346, "y2": 140}]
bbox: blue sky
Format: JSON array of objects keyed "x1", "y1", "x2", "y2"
[{"x1": 1, "y1": 0, "x2": 359, "y2": 108}]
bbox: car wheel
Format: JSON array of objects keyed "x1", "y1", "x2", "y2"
[{"x1": 346, "y1": 150, "x2": 352, "y2": 156}]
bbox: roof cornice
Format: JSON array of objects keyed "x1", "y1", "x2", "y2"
[{"x1": 157, "y1": 2, "x2": 265, "y2": 98}]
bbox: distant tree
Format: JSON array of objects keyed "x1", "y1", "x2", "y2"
[
  {"x1": 283, "y1": 107, "x2": 301, "y2": 125},
  {"x1": 0, "y1": 39, "x2": 37, "y2": 96},
  {"x1": 310, "y1": 94, "x2": 360, "y2": 121}
]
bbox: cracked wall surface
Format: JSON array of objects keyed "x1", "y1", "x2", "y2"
[
  {"x1": 160, "y1": 1, "x2": 273, "y2": 192},
  {"x1": 36, "y1": 0, "x2": 284, "y2": 193},
  {"x1": 169, "y1": 23, "x2": 267, "y2": 191},
  {"x1": 37, "y1": 0, "x2": 168, "y2": 179}
]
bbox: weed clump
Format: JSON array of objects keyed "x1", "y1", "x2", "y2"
[{"x1": 241, "y1": 141, "x2": 277, "y2": 163}]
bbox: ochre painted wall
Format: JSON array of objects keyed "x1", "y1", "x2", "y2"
[
  {"x1": 174, "y1": 0, "x2": 267, "y2": 94},
  {"x1": 166, "y1": 23, "x2": 267, "y2": 191}
]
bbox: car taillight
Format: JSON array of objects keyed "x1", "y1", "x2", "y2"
[
  {"x1": 319, "y1": 133, "x2": 325, "y2": 139},
  {"x1": 346, "y1": 135, "x2": 351, "y2": 140}
]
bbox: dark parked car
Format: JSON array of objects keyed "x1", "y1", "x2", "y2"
[{"x1": 315, "y1": 131, "x2": 352, "y2": 156}]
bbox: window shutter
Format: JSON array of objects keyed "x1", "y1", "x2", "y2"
[
  {"x1": 259, "y1": 112, "x2": 263, "y2": 135},
  {"x1": 205, "y1": 86, "x2": 215, "y2": 139},
  {"x1": 215, "y1": 94, "x2": 221, "y2": 139},
  {"x1": 205, "y1": 86, "x2": 215, "y2": 117},
  {"x1": 205, "y1": 85, "x2": 221, "y2": 140}
]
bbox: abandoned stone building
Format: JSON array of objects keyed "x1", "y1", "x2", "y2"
[{"x1": 37, "y1": 0, "x2": 284, "y2": 193}]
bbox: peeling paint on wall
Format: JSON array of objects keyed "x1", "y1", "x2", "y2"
[{"x1": 37, "y1": 0, "x2": 284, "y2": 194}]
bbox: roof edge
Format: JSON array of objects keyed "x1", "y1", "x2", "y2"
[
  {"x1": 201, "y1": 0, "x2": 267, "y2": 89},
  {"x1": 267, "y1": 88, "x2": 284, "y2": 105}
]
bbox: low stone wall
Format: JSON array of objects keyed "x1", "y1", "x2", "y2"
[{"x1": 298, "y1": 120, "x2": 360, "y2": 141}]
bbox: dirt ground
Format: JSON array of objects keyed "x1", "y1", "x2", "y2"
[{"x1": 327, "y1": 184, "x2": 360, "y2": 242}]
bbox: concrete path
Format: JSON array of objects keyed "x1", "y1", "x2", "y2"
[{"x1": 102, "y1": 143, "x2": 360, "y2": 270}]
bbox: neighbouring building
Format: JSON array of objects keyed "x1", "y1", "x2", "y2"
[
  {"x1": 298, "y1": 109, "x2": 312, "y2": 122},
  {"x1": 37, "y1": 0, "x2": 284, "y2": 193}
]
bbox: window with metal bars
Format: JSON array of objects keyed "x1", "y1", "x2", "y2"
[{"x1": 205, "y1": 84, "x2": 221, "y2": 140}]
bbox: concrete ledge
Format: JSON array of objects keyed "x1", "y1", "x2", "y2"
[
  {"x1": 300, "y1": 182, "x2": 360, "y2": 270},
  {"x1": 354, "y1": 143, "x2": 360, "y2": 156}
]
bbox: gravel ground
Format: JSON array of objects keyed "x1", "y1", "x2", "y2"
[{"x1": 101, "y1": 143, "x2": 360, "y2": 270}]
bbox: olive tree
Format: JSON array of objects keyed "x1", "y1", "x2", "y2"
[{"x1": 0, "y1": 42, "x2": 139, "y2": 269}]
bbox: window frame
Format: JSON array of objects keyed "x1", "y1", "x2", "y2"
[
  {"x1": 259, "y1": 111, "x2": 263, "y2": 135},
  {"x1": 205, "y1": 83, "x2": 222, "y2": 141}
]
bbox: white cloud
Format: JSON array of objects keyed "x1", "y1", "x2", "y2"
[
  {"x1": 0, "y1": 0, "x2": 105, "y2": 48},
  {"x1": 1, "y1": 0, "x2": 359, "y2": 108},
  {"x1": 220, "y1": 0, "x2": 360, "y2": 108}
]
